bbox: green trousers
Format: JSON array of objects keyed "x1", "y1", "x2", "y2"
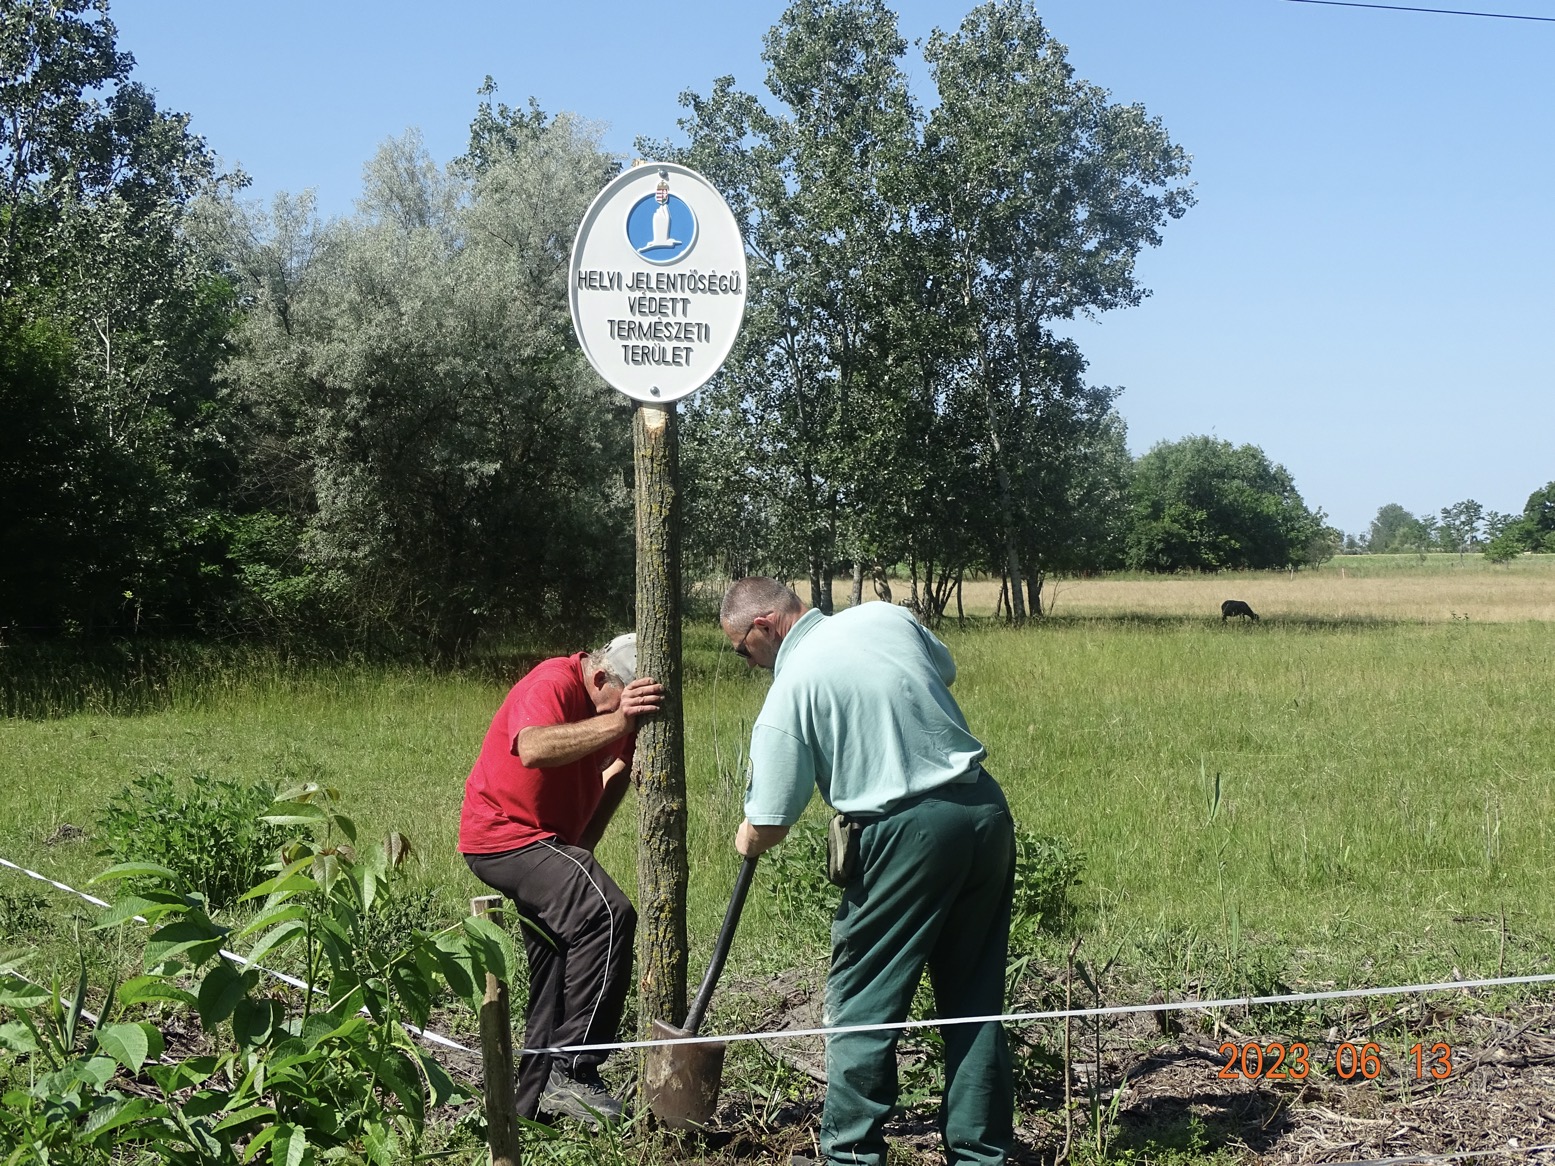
[{"x1": 821, "y1": 769, "x2": 1016, "y2": 1166}]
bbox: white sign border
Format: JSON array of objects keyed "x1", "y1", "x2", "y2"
[{"x1": 568, "y1": 161, "x2": 748, "y2": 405}]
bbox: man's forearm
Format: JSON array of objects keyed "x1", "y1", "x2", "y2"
[
  {"x1": 735, "y1": 819, "x2": 790, "y2": 858},
  {"x1": 577, "y1": 762, "x2": 631, "y2": 852},
  {"x1": 517, "y1": 713, "x2": 629, "y2": 767}
]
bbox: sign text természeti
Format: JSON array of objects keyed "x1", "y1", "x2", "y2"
[{"x1": 569, "y1": 162, "x2": 747, "y2": 403}]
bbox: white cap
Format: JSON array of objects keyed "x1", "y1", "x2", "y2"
[{"x1": 598, "y1": 632, "x2": 637, "y2": 684}]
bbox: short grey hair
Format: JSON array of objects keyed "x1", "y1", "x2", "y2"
[
  {"x1": 585, "y1": 649, "x2": 627, "y2": 686},
  {"x1": 720, "y1": 577, "x2": 801, "y2": 630}
]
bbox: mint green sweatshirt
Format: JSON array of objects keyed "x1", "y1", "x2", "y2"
[{"x1": 743, "y1": 603, "x2": 988, "y2": 826}]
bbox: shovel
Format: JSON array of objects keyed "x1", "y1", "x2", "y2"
[{"x1": 643, "y1": 854, "x2": 758, "y2": 1129}]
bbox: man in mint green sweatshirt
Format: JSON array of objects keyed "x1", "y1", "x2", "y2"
[{"x1": 720, "y1": 577, "x2": 1015, "y2": 1166}]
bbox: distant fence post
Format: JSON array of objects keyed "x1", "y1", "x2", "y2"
[{"x1": 472, "y1": 894, "x2": 521, "y2": 1166}]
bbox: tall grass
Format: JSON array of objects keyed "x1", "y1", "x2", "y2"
[
  {"x1": 4, "y1": 563, "x2": 1553, "y2": 998},
  {"x1": 992, "y1": 553, "x2": 1555, "y2": 623}
]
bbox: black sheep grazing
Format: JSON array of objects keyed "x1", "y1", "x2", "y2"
[{"x1": 1221, "y1": 599, "x2": 1259, "y2": 622}]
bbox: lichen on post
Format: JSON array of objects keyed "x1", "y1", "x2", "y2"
[{"x1": 632, "y1": 400, "x2": 689, "y2": 1034}]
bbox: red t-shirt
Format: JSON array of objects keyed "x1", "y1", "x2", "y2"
[{"x1": 458, "y1": 653, "x2": 635, "y2": 854}]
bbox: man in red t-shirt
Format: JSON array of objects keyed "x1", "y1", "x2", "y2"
[{"x1": 460, "y1": 632, "x2": 662, "y2": 1124}]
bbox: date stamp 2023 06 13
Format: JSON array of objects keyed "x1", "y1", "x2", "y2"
[{"x1": 1215, "y1": 1040, "x2": 1455, "y2": 1082}]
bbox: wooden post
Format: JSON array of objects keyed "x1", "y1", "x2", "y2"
[
  {"x1": 633, "y1": 401, "x2": 689, "y2": 1034},
  {"x1": 472, "y1": 894, "x2": 521, "y2": 1166}
]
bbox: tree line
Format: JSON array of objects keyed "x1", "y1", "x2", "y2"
[
  {"x1": 1352, "y1": 489, "x2": 1555, "y2": 561},
  {"x1": 0, "y1": 0, "x2": 1403, "y2": 656}
]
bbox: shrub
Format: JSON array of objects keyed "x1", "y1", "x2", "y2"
[
  {"x1": 96, "y1": 771, "x2": 289, "y2": 910},
  {"x1": 1011, "y1": 827, "x2": 1084, "y2": 946},
  {"x1": 3, "y1": 786, "x2": 498, "y2": 1165},
  {"x1": 763, "y1": 818, "x2": 834, "y2": 946}
]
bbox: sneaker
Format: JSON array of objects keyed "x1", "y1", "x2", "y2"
[{"x1": 539, "y1": 1065, "x2": 624, "y2": 1127}]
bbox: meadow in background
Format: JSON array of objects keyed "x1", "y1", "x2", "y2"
[{"x1": 5, "y1": 557, "x2": 1552, "y2": 1002}]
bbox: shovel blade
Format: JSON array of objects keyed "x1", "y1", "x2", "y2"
[{"x1": 643, "y1": 1019, "x2": 726, "y2": 1129}]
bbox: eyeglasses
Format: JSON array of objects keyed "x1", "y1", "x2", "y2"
[
  {"x1": 733, "y1": 622, "x2": 757, "y2": 658},
  {"x1": 732, "y1": 612, "x2": 771, "y2": 659}
]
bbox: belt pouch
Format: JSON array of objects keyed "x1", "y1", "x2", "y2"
[{"x1": 826, "y1": 812, "x2": 862, "y2": 886}]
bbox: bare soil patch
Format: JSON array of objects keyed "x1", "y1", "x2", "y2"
[{"x1": 669, "y1": 971, "x2": 1555, "y2": 1164}]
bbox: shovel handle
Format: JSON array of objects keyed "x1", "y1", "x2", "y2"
[{"x1": 683, "y1": 855, "x2": 758, "y2": 1035}]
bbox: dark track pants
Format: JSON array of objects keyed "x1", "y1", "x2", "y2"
[
  {"x1": 465, "y1": 841, "x2": 636, "y2": 1119},
  {"x1": 822, "y1": 769, "x2": 1016, "y2": 1166}
]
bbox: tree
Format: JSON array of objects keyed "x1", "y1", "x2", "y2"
[
  {"x1": 216, "y1": 99, "x2": 634, "y2": 650},
  {"x1": 1, "y1": 0, "x2": 238, "y2": 634},
  {"x1": 1125, "y1": 436, "x2": 1325, "y2": 572},
  {"x1": 1437, "y1": 499, "x2": 1484, "y2": 557},
  {"x1": 918, "y1": 0, "x2": 1191, "y2": 617},
  {"x1": 658, "y1": 0, "x2": 1191, "y2": 617},
  {"x1": 1484, "y1": 480, "x2": 1555, "y2": 559},
  {"x1": 1365, "y1": 503, "x2": 1431, "y2": 554},
  {"x1": 648, "y1": 0, "x2": 922, "y2": 612},
  {"x1": 1519, "y1": 481, "x2": 1555, "y2": 551}
]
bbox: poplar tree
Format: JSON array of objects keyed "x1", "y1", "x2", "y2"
[{"x1": 661, "y1": 0, "x2": 1193, "y2": 608}]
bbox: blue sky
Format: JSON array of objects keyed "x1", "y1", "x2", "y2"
[{"x1": 112, "y1": 0, "x2": 1555, "y2": 537}]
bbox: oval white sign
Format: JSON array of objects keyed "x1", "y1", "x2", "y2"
[{"x1": 569, "y1": 162, "x2": 748, "y2": 404}]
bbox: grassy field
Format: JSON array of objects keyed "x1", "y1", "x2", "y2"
[
  {"x1": 5, "y1": 557, "x2": 1553, "y2": 996},
  {"x1": 956, "y1": 552, "x2": 1555, "y2": 623},
  {"x1": 3, "y1": 558, "x2": 1554, "y2": 1166}
]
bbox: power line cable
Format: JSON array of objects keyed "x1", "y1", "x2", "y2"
[{"x1": 1283, "y1": 0, "x2": 1555, "y2": 21}]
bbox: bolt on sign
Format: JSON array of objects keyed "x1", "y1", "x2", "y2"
[{"x1": 569, "y1": 162, "x2": 748, "y2": 402}]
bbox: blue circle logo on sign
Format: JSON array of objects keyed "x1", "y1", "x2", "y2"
[{"x1": 625, "y1": 171, "x2": 697, "y2": 264}]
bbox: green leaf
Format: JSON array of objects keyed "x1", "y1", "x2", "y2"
[
  {"x1": 461, "y1": 915, "x2": 517, "y2": 985},
  {"x1": 389, "y1": 960, "x2": 434, "y2": 1028},
  {"x1": 356, "y1": 862, "x2": 379, "y2": 916},
  {"x1": 92, "y1": 895, "x2": 169, "y2": 929},
  {"x1": 238, "y1": 870, "x2": 316, "y2": 904},
  {"x1": 80, "y1": 1096, "x2": 156, "y2": 1139},
  {"x1": 181, "y1": 1088, "x2": 228, "y2": 1118},
  {"x1": 311, "y1": 852, "x2": 341, "y2": 891},
  {"x1": 240, "y1": 918, "x2": 307, "y2": 971},
  {"x1": 430, "y1": 938, "x2": 478, "y2": 1007},
  {"x1": 196, "y1": 961, "x2": 258, "y2": 1028},
  {"x1": 117, "y1": 975, "x2": 198, "y2": 1009},
  {"x1": 261, "y1": 805, "x2": 327, "y2": 826},
  {"x1": 213, "y1": 1103, "x2": 276, "y2": 1132},
  {"x1": 372, "y1": 1049, "x2": 425, "y2": 1126},
  {"x1": 362, "y1": 1120, "x2": 398, "y2": 1166},
  {"x1": 144, "y1": 915, "x2": 226, "y2": 968},
  {"x1": 81, "y1": 1055, "x2": 118, "y2": 1088},
  {"x1": 274, "y1": 1121, "x2": 312, "y2": 1166},
  {"x1": 147, "y1": 1055, "x2": 219, "y2": 1094},
  {"x1": 96, "y1": 1022, "x2": 162, "y2": 1073},
  {"x1": 232, "y1": 997, "x2": 281, "y2": 1048},
  {"x1": 242, "y1": 1123, "x2": 279, "y2": 1164},
  {"x1": 303, "y1": 1014, "x2": 367, "y2": 1051},
  {"x1": 231, "y1": 902, "x2": 309, "y2": 942},
  {"x1": 0, "y1": 1020, "x2": 41, "y2": 1054},
  {"x1": 411, "y1": 1044, "x2": 460, "y2": 1108},
  {"x1": 90, "y1": 861, "x2": 179, "y2": 884},
  {"x1": 0, "y1": 976, "x2": 50, "y2": 1009}
]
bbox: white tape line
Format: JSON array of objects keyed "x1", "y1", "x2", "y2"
[
  {"x1": 1, "y1": 855, "x2": 474, "y2": 1054},
  {"x1": 1, "y1": 856, "x2": 114, "y2": 909},
  {"x1": 518, "y1": 972, "x2": 1555, "y2": 1057},
  {"x1": 11, "y1": 853, "x2": 1553, "y2": 1066}
]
